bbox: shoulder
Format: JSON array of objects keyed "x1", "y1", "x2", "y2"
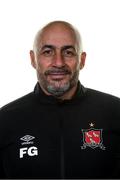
[
  {"x1": 0, "y1": 92, "x2": 35, "y2": 113},
  {"x1": 86, "y1": 87, "x2": 120, "y2": 99},
  {"x1": 85, "y1": 87, "x2": 120, "y2": 107}
]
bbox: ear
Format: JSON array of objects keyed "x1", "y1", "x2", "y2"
[
  {"x1": 30, "y1": 50, "x2": 36, "y2": 69},
  {"x1": 80, "y1": 52, "x2": 86, "y2": 70}
]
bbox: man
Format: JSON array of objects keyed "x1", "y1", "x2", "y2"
[{"x1": 0, "y1": 21, "x2": 120, "y2": 179}]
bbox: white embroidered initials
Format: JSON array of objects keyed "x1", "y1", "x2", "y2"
[{"x1": 20, "y1": 146, "x2": 38, "y2": 158}]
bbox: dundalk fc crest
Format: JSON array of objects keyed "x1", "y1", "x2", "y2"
[{"x1": 81, "y1": 123, "x2": 105, "y2": 150}]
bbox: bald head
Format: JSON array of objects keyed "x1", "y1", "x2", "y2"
[{"x1": 33, "y1": 21, "x2": 83, "y2": 54}]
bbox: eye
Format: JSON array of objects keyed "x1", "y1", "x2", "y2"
[
  {"x1": 41, "y1": 49, "x2": 54, "y2": 57},
  {"x1": 63, "y1": 49, "x2": 76, "y2": 57}
]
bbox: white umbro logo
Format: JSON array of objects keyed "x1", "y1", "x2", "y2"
[
  {"x1": 20, "y1": 135, "x2": 35, "y2": 142},
  {"x1": 20, "y1": 135, "x2": 35, "y2": 145}
]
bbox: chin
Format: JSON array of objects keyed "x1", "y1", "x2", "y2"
[
  {"x1": 49, "y1": 81, "x2": 69, "y2": 89},
  {"x1": 47, "y1": 81, "x2": 70, "y2": 91}
]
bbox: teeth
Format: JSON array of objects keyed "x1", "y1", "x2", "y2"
[
  {"x1": 51, "y1": 74, "x2": 65, "y2": 75},
  {"x1": 51, "y1": 73, "x2": 65, "y2": 74}
]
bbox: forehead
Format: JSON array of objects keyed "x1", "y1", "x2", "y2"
[{"x1": 39, "y1": 24, "x2": 77, "y2": 47}]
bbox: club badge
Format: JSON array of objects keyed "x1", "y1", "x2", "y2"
[{"x1": 81, "y1": 123, "x2": 105, "y2": 150}]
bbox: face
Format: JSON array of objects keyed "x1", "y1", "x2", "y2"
[{"x1": 30, "y1": 23, "x2": 86, "y2": 97}]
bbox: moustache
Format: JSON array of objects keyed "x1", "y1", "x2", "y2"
[{"x1": 45, "y1": 68, "x2": 72, "y2": 76}]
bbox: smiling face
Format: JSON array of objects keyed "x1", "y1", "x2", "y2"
[{"x1": 30, "y1": 22, "x2": 86, "y2": 99}]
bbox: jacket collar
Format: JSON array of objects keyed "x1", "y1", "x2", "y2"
[{"x1": 34, "y1": 81, "x2": 87, "y2": 105}]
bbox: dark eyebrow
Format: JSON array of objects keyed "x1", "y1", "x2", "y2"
[
  {"x1": 61, "y1": 45, "x2": 76, "y2": 51},
  {"x1": 40, "y1": 45, "x2": 76, "y2": 51},
  {"x1": 41, "y1": 45, "x2": 55, "y2": 50}
]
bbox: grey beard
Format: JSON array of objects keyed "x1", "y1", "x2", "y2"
[
  {"x1": 37, "y1": 69, "x2": 79, "y2": 97},
  {"x1": 47, "y1": 82, "x2": 70, "y2": 97}
]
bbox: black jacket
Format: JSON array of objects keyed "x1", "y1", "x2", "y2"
[{"x1": 0, "y1": 82, "x2": 120, "y2": 179}]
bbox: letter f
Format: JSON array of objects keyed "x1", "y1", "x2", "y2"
[{"x1": 20, "y1": 147, "x2": 28, "y2": 158}]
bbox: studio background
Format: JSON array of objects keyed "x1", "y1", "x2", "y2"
[{"x1": 0, "y1": 0, "x2": 120, "y2": 107}]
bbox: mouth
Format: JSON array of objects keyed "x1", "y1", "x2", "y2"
[
  {"x1": 48, "y1": 72, "x2": 69, "y2": 80},
  {"x1": 45, "y1": 69, "x2": 71, "y2": 80}
]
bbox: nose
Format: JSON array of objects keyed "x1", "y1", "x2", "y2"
[{"x1": 52, "y1": 51, "x2": 65, "y2": 67}]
